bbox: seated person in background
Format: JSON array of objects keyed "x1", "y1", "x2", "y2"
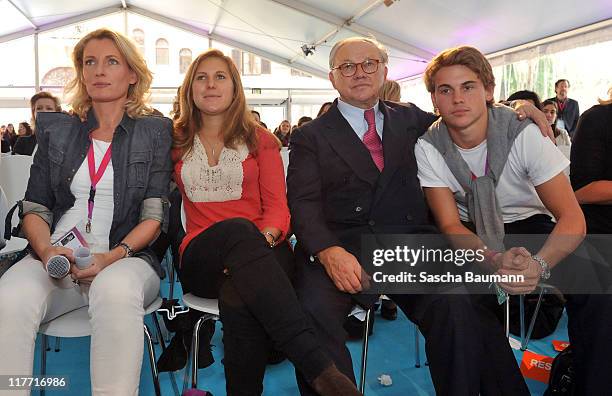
[
  {"x1": 380, "y1": 79, "x2": 401, "y2": 102},
  {"x1": 506, "y1": 89, "x2": 542, "y2": 109},
  {"x1": 316, "y1": 102, "x2": 332, "y2": 118},
  {"x1": 12, "y1": 92, "x2": 63, "y2": 156},
  {"x1": 12, "y1": 122, "x2": 35, "y2": 155},
  {"x1": 297, "y1": 115, "x2": 312, "y2": 127},
  {"x1": 542, "y1": 99, "x2": 571, "y2": 167},
  {"x1": 274, "y1": 119, "x2": 292, "y2": 147},
  {"x1": 417, "y1": 45, "x2": 612, "y2": 394},
  {"x1": 0, "y1": 28, "x2": 173, "y2": 394},
  {"x1": 547, "y1": 79, "x2": 580, "y2": 138},
  {"x1": 571, "y1": 86, "x2": 612, "y2": 234},
  {"x1": 171, "y1": 48, "x2": 361, "y2": 396},
  {"x1": 1, "y1": 125, "x2": 11, "y2": 153}
]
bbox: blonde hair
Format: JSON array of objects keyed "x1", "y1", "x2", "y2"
[
  {"x1": 329, "y1": 37, "x2": 389, "y2": 69},
  {"x1": 30, "y1": 91, "x2": 61, "y2": 127},
  {"x1": 598, "y1": 86, "x2": 612, "y2": 105},
  {"x1": 173, "y1": 49, "x2": 259, "y2": 156},
  {"x1": 380, "y1": 80, "x2": 401, "y2": 102},
  {"x1": 65, "y1": 28, "x2": 153, "y2": 119},
  {"x1": 424, "y1": 46, "x2": 495, "y2": 105}
]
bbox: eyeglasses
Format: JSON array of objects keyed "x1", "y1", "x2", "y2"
[{"x1": 331, "y1": 59, "x2": 383, "y2": 77}]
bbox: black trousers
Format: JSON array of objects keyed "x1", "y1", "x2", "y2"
[
  {"x1": 179, "y1": 218, "x2": 331, "y2": 396},
  {"x1": 293, "y1": 248, "x2": 530, "y2": 396}
]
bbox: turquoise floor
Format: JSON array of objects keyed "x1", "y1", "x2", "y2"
[{"x1": 33, "y1": 278, "x2": 567, "y2": 395}]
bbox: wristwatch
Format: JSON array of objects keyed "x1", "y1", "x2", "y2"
[
  {"x1": 115, "y1": 242, "x2": 135, "y2": 258},
  {"x1": 532, "y1": 255, "x2": 551, "y2": 280}
]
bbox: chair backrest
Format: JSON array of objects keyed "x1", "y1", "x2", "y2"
[{"x1": 0, "y1": 154, "x2": 33, "y2": 208}]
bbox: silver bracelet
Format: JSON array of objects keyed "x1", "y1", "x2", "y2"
[{"x1": 532, "y1": 255, "x2": 551, "y2": 280}]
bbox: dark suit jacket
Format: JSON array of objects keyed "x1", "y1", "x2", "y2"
[
  {"x1": 547, "y1": 97, "x2": 580, "y2": 138},
  {"x1": 287, "y1": 100, "x2": 438, "y2": 272}
]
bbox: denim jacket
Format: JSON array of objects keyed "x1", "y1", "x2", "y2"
[{"x1": 16, "y1": 109, "x2": 173, "y2": 277}]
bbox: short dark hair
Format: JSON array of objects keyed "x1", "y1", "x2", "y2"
[
  {"x1": 297, "y1": 116, "x2": 313, "y2": 127},
  {"x1": 555, "y1": 79, "x2": 570, "y2": 88},
  {"x1": 506, "y1": 90, "x2": 542, "y2": 110}
]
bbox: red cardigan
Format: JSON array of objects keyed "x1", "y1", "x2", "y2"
[{"x1": 174, "y1": 128, "x2": 290, "y2": 256}]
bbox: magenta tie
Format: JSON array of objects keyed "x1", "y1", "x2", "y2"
[{"x1": 363, "y1": 108, "x2": 384, "y2": 171}]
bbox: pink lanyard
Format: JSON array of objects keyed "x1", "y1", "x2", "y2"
[
  {"x1": 470, "y1": 158, "x2": 489, "y2": 181},
  {"x1": 86, "y1": 141, "x2": 112, "y2": 233}
]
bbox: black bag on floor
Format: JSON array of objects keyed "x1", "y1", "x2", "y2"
[
  {"x1": 509, "y1": 288, "x2": 565, "y2": 339},
  {"x1": 544, "y1": 346, "x2": 575, "y2": 395}
]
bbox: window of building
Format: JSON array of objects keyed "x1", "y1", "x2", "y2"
[
  {"x1": 132, "y1": 28, "x2": 145, "y2": 54},
  {"x1": 156, "y1": 38, "x2": 169, "y2": 65},
  {"x1": 179, "y1": 48, "x2": 192, "y2": 74}
]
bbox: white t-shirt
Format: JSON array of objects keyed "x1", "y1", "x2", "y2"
[
  {"x1": 415, "y1": 124, "x2": 569, "y2": 223},
  {"x1": 50, "y1": 139, "x2": 114, "y2": 253}
]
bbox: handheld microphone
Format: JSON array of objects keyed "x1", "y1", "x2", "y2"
[
  {"x1": 46, "y1": 255, "x2": 71, "y2": 279},
  {"x1": 74, "y1": 246, "x2": 92, "y2": 269}
]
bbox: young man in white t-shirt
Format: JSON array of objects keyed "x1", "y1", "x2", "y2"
[
  {"x1": 416, "y1": 45, "x2": 612, "y2": 394},
  {"x1": 416, "y1": 46, "x2": 584, "y2": 294}
]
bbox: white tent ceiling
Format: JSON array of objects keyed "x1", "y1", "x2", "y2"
[{"x1": 2, "y1": 0, "x2": 611, "y2": 80}]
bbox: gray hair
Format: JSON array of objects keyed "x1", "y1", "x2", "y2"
[{"x1": 328, "y1": 37, "x2": 389, "y2": 69}]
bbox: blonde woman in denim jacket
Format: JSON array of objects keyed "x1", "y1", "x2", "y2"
[{"x1": 0, "y1": 28, "x2": 172, "y2": 396}]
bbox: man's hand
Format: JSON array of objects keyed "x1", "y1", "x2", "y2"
[
  {"x1": 317, "y1": 246, "x2": 364, "y2": 294},
  {"x1": 512, "y1": 100, "x2": 554, "y2": 142},
  {"x1": 496, "y1": 247, "x2": 542, "y2": 294}
]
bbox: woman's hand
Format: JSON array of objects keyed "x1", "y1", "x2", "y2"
[
  {"x1": 70, "y1": 253, "x2": 112, "y2": 284},
  {"x1": 39, "y1": 245, "x2": 75, "y2": 268}
]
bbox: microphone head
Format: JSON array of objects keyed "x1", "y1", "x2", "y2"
[
  {"x1": 46, "y1": 255, "x2": 71, "y2": 279},
  {"x1": 74, "y1": 246, "x2": 92, "y2": 269}
]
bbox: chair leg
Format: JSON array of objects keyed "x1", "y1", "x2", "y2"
[
  {"x1": 505, "y1": 298, "x2": 510, "y2": 338},
  {"x1": 152, "y1": 312, "x2": 166, "y2": 353},
  {"x1": 359, "y1": 309, "x2": 372, "y2": 395},
  {"x1": 519, "y1": 294, "x2": 525, "y2": 346},
  {"x1": 521, "y1": 287, "x2": 547, "y2": 351},
  {"x1": 144, "y1": 324, "x2": 161, "y2": 396},
  {"x1": 54, "y1": 337, "x2": 61, "y2": 352},
  {"x1": 414, "y1": 326, "x2": 420, "y2": 368},
  {"x1": 40, "y1": 335, "x2": 48, "y2": 396}
]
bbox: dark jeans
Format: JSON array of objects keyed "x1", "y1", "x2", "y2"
[
  {"x1": 293, "y1": 246, "x2": 530, "y2": 396},
  {"x1": 179, "y1": 218, "x2": 331, "y2": 396}
]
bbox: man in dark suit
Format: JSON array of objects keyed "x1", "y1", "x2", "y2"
[
  {"x1": 547, "y1": 79, "x2": 580, "y2": 138},
  {"x1": 287, "y1": 37, "x2": 531, "y2": 396}
]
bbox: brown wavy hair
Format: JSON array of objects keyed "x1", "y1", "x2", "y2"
[
  {"x1": 424, "y1": 46, "x2": 495, "y2": 105},
  {"x1": 173, "y1": 49, "x2": 259, "y2": 157},
  {"x1": 65, "y1": 28, "x2": 153, "y2": 119}
]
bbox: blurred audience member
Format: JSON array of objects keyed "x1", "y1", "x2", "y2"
[
  {"x1": 506, "y1": 90, "x2": 542, "y2": 109},
  {"x1": 274, "y1": 120, "x2": 292, "y2": 147},
  {"x1": 380, "y1": 79, "x2": 401, "y2": 102},
  {"x1": 12, "y1": 122, "x2": 36, "y2": 155},
  {"x1": 4, "y1": 124, "x2": 17, "y2": 149},
  {"x1": 547, "y1": 79, "x2": 580, "y2": 138},
  {"x1": 297, "y1": 116, "x2": 312, "y2": 127},
  {"x1": 316, "y1": 102, "x2": 332, "y2": 118},
  {"x1": 1, "y1": 125, "x2": 10, "y2": 153},
  {"x1": 30, "y1": 91, "x2": 61, "y2": 127},
  {"x1": 542, "y1": 99, "x2": 571, "y2": 169}
]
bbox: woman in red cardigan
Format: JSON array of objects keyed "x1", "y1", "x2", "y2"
[{"x1": 171, "y1": 49, "x2": 360, "y2": 396}]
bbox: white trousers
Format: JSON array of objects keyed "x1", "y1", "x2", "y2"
[{"x1": 0, "y1": 255, "x2": 159, "y2": 396}]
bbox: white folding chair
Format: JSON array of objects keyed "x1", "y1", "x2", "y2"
[
  {"x1": 0, "y1": 154, "x2": 34, "y2": 228},
  {"x1": 38, "y1": 296, "x2": 165, "y2": 396}
]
